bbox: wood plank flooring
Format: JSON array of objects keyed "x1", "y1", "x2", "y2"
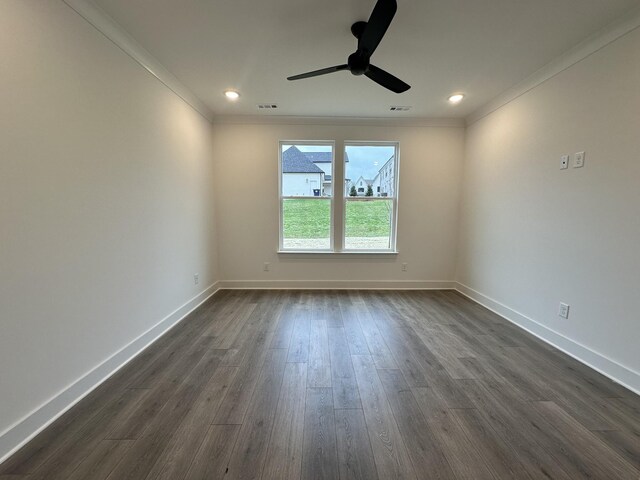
[{"x1": 2, "y1": 290, "x2": 639, "y2": 479}]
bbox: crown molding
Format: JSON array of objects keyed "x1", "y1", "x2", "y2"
[
  {"x1": 466, "y1": 6, "x2": 640, "y2": 126},
  {"x1": 63, "y1": 0, "x2": 640, "y2": 129},
  {"x1": 62, "y1": 0, "x2": 215, "y2": 122},
  {"x1": 211, "y1": 115, "x2": 465, "y2": 128}
]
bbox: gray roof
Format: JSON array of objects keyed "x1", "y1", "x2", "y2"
[
  {"x1": 303, "y1": 151, "x2": 332, "y2": 163},
  {"x1": 282, "y1": 146, "x2": 349, "y2": 173},
  {"x1": 303, "y1": 151, "x2": 349, "y2": 163},
  {"x1": 282, "y1": 146, "x2": 324, "y2": 173}
]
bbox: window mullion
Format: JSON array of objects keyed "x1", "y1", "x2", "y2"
[{"x1": 333, "y1": 143, "x2": 344, "y2": 252}]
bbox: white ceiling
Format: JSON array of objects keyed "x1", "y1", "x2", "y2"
[{"x1": 92, "y1": 0, "x2": 638, "y2": 118}]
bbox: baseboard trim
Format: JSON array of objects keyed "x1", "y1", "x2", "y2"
[
  {"x1": 4, "y1": 280, "x2": 635, "y2": 465},
  {"x1": 455, "y1": 282, "x2": 640, "y2": 396},
  {"x1": 0, "y1": 282, "x2": 221, "y2": 465},
  {"x1": 219, "y1": 279, "x2": 456, "y2": 290}
]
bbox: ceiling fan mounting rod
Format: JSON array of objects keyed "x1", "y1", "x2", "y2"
[{"x1": 351, "y1": 21, "x2": 368, "y2": 40}]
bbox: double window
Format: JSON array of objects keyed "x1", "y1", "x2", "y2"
[{"x1": 279, "y1": 141, "x2": 399, "y2": 253}]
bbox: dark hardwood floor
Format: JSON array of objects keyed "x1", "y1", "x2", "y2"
[{"x1": 1, "y1": 290, "x2": 639, "y2": 479}]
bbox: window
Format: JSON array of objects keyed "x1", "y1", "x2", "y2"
[
  {"x1": 344, "y1": 143, "x2": 398, "y2": 251},
  {"x1": 279, "y1": 140, "x2": 399, "y2": 253},
  {"x1": 279, "y1": 142, "x2": 334, "y2": 251}
]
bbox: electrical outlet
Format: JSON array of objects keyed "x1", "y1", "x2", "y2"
[
  {"x1": 263, "y1": 262, "x2": 270, "y2": 272},
  {"x1": 401, "y1": 263, "x2": 408, "y2": 272},
  {"x1": 558, "y1": 303, "x2": 570, "y2": 319},
  {"x1": 574, "y1": 151, "x2": 585, "y2": 168},
  {"x1": 560, "y1": 155, "x2": 569, "y2": 170},
  {"x1": 194, "y1": 273, "x2": 199, "y2": 285}
]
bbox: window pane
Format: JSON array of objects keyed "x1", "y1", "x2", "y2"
[
  {"x1": 283, "y1": 198, "x2": 331, "y2": 250},
  {"x1": 281, "y1": 144, "x2": 333, "y2": 197},
  {"x1": 344, "y1": 199, "x2": 393, "y2": 250},
  {"x1": 344, "y1": 145, "x2": 396, "y2": 198}
]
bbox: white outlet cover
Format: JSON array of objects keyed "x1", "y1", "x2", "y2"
[
  {"x1": 574, "y1": 151, "x2": 585, "y2": 168},
  {"x1": 560, "y1": 155, "x2": 569, "y2": 170},
  {"x1": 558, "y1": 303, "x2": 570, "y2": 319}
]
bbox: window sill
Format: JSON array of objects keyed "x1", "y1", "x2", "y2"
[{"x1": 277, "y1": 250, "x2": 399, "y2": 255}]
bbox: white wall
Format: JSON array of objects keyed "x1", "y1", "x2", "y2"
[
  {"x1": 457, "y1": 26, "x2": 640, "y2": 390},
  {"x1": 281, "y1": 173, "x2": 323, "y2": 196},
  {"x1": 213, "y1": 122, "x2": 465, "y2": 286},
  {"x1": 0, "y1": 0, "x2": 218, "y2": 455},
  {"x1": 316, "y1": 163, "x2": 332, "y2": 176},
  {"x1": 3, "y1": 0, "x2": 637, "y2": 465}
]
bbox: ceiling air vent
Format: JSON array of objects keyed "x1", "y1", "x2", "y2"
[
  {"x1": 257, "y1": 104, "x2": 278, "y2": 109},
  {"x1": 390, "y1": 106, "x2": 411, "y2": 111}
]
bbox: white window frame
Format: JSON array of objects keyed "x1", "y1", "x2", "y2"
[
  {"x1": 278, "y1": 140, "x2": 335, "y2": 253},
  {"x1": 343, "y1": 141, "x2": 400, "y2": 253}
]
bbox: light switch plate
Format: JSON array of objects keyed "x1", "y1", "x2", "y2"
[
  {"x1": 558, "y1": 303, "x2": 570, "y2": 319},
  {"x1": 574, "y1": 151, "x2": 585, "y2": 168},
  {"x1": 560, "y1": 155, "x2": 569, "y2": 170}
]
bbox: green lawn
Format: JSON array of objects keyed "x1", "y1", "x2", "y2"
[{"x1": 283, "y1": 199, "x2": 392, "y2": 238}]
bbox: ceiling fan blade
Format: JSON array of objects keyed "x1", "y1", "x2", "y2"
[
  {"x1": 365, "y1": 64, "x2": 410, "y2": 93},
  {"x1": 287, "y1": 64, "x2": 349, "y2": 81},
  {"x1": 359, "y1": 0, "x2": 397, "y2": 56}
]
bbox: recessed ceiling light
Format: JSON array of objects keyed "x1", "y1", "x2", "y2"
[
  {"x1": 224, "y1": 89, "x2": 240, "y2": 101},
  {"x1": 448, "y1": 94, "x2": 465, "y2": 104}
]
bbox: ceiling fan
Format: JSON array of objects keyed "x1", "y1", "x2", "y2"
[{"x1": 287, "y1": 0, "x2": 410, "y2": 93}]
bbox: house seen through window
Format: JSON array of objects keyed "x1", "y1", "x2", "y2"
[
  {"x1": 279, "y1": 141, "x2": 398, "y2": 252},
  {"x1": 280, "y1": 143, "x2": 334, "y2": 251},
  {"x1": 344, "y1": 143, "x2": 398, "y2": 251}
]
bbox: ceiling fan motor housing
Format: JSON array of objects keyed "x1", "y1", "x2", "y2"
[{"x1": 348, "y1": 51, "x2": 369, "y2": 76}]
